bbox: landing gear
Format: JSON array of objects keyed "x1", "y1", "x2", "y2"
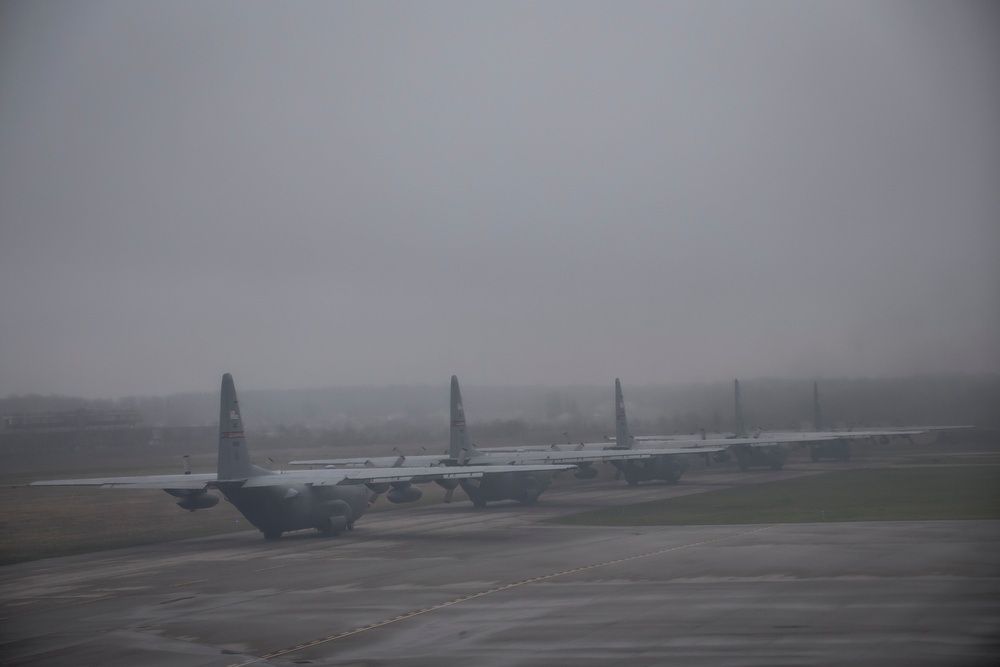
[
  {"x1": 316, "y1": 516, "x2": 351, "y2": 537},
  {"x1": 810, "y1": 441, "x2": 851, "y2": 462},
  {"x1": 317, "y1": 522, "x2": 341, "y2": 538},
  {"x1": 621, "y1": 464, "x2": 642, "y2": 487}
]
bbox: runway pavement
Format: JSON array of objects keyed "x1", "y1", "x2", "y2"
[{"x1": 2, "y1": 462, "x2": 998, "y2": 666}]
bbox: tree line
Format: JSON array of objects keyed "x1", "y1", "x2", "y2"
[{"x1": 3, "y1": 374, "x2": 998, "y2": 438}]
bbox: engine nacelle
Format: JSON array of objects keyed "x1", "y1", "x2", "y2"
[
  {"x1": 435, "y1": 478, "x2": 460, "y2": 490},
  {"x1": 574, "y1": 465, "x2": 599, "y2": 480},
  {"x1": 366, "y1": 482, "x2": 391, "y2": 494},
  {"x1": 386, "y1": 483, "x2": 423, "y2": 504},
  {"x1": 171, "y1": 490, "x2": 220, "y2": 511}
]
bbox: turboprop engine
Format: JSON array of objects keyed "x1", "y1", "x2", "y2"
[
  {"x1": 166, "y1": 488, "x2": 220, "y2": 511},
  {"x1": 386, "y1": 482, "x2": 422, "y2": 504},
  {"x1": 165, "y1": 455, "x2": 221, "y2": 511},
  {"x1": 435, "y1": 477, "x2": 460, "y2": 503}
]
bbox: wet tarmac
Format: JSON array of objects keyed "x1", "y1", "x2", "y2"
[{"x1": 2, "y1": 463, "x2": 998, "y2": 666}]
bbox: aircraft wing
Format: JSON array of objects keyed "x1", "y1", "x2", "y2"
[
  {"x1": 610, "y1": 436, "x2": 834, "y2": 449},
  {"x1": 239, "y1": 464, "x2": 575, "y2": 487},
  {"x1": 289, "y1": 454, "x2": 450, "y2": 468},
  {"x1": 32, "y1": 464, "x2": 576, "y2": 491},
  {"x1": 630, "y1": 444, "x2": 730, "y2": 454},
  {"x1": 673, "y1": 437, "x2": 786, "y2": 448},
  {"x1": 30, "y1": 473, "x2": 218, "y2": 490},
  {"x1": 465, "y1": 450, "x2": 653, "y2": 465},
  {"x1": 470, "y1": 445, "x2": 751, "y2": 466},
  {"x1": 762, "y1": 427, "x2": 972, "y2": 440}
]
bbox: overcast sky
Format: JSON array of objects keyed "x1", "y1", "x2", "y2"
[{"x1": 1, "y1": 1, "x2": 998, "y2": 398}]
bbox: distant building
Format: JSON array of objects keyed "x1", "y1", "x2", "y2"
[{"x1": 2, "y1": 409, "x2": 143, "y2": 431}]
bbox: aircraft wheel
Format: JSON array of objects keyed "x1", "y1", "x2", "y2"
[{"x1": 317, "y1": 523, "x2": 340, "y2": 538}]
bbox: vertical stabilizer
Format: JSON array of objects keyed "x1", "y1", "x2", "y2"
[
  {"x1": 813, "y1": 382, "x2": 823, "y2": 431},
  {"x1": 615, "y1": 378, "x2": 631, "y2": 449},
  {"x1": 734, "y1": 379, "x2": 746, "y2": 438},
  {"x1": 218, "y1": 373, "x2": 253, "y2": 481},
  {"x1": 449, "y1": 376, "x2": 471, "y2": 460}
]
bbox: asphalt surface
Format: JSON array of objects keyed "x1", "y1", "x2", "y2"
[{"x1": 2, "y1": 461, "x2": 998, "y2": 666}]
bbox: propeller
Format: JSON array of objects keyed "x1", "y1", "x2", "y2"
[{"x1": 367, "y1": 487, "x2": 385, "y2": 506}]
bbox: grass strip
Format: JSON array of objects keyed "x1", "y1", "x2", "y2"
[
  {"x1": 551, "y1": 465, "x2": 1000, "y2": 526},
  {"x1": 0, "y1": 481, "x2": 463, "y2": 566}
]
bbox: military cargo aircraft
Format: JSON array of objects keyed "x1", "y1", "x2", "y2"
[
  {"x1": 755, "y1": 381, "x2": 971, "y2": 462},
  {"x1": 294, "y1": 376, "x2": 732, "y2": 497},
  {"x1": 32, "y1": 374, "x2": 573, "y2": 539},
  {"x1": 499, "y1": 379, "x2": 796, "y2": 474},
  {"x1": 613, "y1": 379, "x2": 968, "y2": 468},
  {"x1": 442, "y1": 376, "x2": 697, "y2": 504}
]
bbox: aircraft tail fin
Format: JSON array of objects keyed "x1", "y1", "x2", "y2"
[
  {"x1": 217, "y1": 373, "x2": 254, "y2": 481},
  {"x1": 734, "y1": 379, "x2": 746, "y2": 438},
  {"x1": 813, "y1": 382, "x2": 823, "y2": 431},
  {"x1": 615, "y1": 378, "x2": 632, "y2": 449},
  {"x1": 449, "y1": 376, "x2": 471, "y2": 460}
]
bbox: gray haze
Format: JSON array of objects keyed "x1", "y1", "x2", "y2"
[{"x1": 1, "y1": 1, "x2": 998, "y2": 399}]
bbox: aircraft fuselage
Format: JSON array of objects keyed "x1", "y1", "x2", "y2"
[
  {"x1": 731, "y1": 444, "x2": 788, "y2": 471},
  {"x1": 459, "y1": 471, "x2": 552, "y2": 509},
  {"x1": 613, "y1": 455, "x2": 688, "y2": 486},
  {"x1": 217, "y1": 481, "x2": 369, "y2": 540},
  {"x1": 809, "y1": 440, "x2": 852, "y2": 462}
]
